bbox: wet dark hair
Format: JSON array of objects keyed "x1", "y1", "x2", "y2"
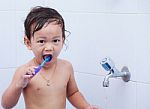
[{"x1": 24, "y1": 6, "x2": 65, "y2": 41}]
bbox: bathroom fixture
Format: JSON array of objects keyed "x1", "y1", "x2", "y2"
[{"x1": 100, "y1": 57, "x2": 131, "y2": 87}]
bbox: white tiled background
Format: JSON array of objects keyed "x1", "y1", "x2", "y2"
[{"x1": 0, "y1": 0, "x2": 150, "y2": 109}]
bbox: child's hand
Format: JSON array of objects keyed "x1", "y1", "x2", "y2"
[
  {"x1": 16, "y1": 66, "x2": 36, "y2": 89},
  {"x1": 86, "y1": 105, "x2": 101, "y2": 109}
]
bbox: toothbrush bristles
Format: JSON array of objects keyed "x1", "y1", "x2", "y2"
[{"x1": 45, "y1": 55, "x2": 52, "y2": 62}]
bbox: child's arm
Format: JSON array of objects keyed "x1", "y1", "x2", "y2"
[
  {"x1": 1, "y1": 66, "x2": 35, "y2": 109},
  {"x1": 67, "y1": 63, "x2": 99, "y2": 109},
  {"x1": 68, "y1": 90, "x2": 90, "y2": 109},
  {"x1": 68, "y1": 91, "x2": 100, "y2": 109}
]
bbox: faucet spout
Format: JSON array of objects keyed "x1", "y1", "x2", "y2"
[{"x1": 103, "y1": 72, "x2": 113, "y2": 87}]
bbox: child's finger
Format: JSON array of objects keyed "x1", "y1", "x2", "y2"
[
  {"x1": 26, "y1": 68, "x2": 36, "y2": 76},
  {"x1": 31, "y1": 66, "x2": 37, "y2": 74},
  {"x1": 24, "y1": 74, "x2": 33, "y2": 79},
  {"x1": 90, "y1": 105, "x2": 100, "y2": 109}
]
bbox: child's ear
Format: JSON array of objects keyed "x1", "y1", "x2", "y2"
[
  {"x1": 62, "y1": 37, "x2": 65, "y2": 44},
  {"x1": 24, "y1": 36, "x2": 32, "y2": 50}
]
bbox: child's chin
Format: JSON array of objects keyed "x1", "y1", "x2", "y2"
[{"x1": 44, "y1": 61, "x2": 51, "y2": 66}]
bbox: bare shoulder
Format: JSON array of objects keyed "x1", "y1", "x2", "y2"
[
  {"x1": 58, "y1": 59, "x2": 73, "y2": 69},
  {"x1": 57, "y1": 59, "x2": 74, "y2": 75}
]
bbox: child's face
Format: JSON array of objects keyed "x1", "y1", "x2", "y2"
[{"x1": 25, "y1": 22, "x2": 64, "y2": 65}]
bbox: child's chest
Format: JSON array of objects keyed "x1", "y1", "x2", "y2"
[{"x1": 27, "y1": 71, "x2": 69, "y2": 96}]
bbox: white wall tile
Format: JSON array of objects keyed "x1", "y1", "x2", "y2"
[
  {"x1": 105, "y1": 0, "x2": 138, "y2": 13},
  {"x1": 45, "y1": 0, "x2": 139, "y2": 14},
  {"x1": 0, "y1": 11, "x2": 17, "y2": 68},
  {"x1": 44, "y1": 0, "x2": 106, "y2": 13},
  {"x1": 133, "y1": 15, "x2": 150, "y2": 83},
  {"x1": 105, "y1": 78, "x2": 137, "y2": 109},
  {"x1": 0, "y1": 0, "x2": 15, "y2": 10},
  {"x1": 14, "y1": 1, "x2": 45, "y2": 11},
  {"x1": 138, "y1": 0, "x2": 150, "y2": 13},
  {"x1": 137, "y1": 83, "x2": 150, "y2": 109}
]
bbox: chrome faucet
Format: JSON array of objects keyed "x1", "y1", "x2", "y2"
[{"x1": 100, "y1": 57, "x2": 131, "y2": 87}]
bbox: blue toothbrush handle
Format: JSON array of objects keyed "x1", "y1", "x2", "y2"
[
  {"x1": 34, "y1": 66, "x2": 42, "y2": 74},
  {"x1": 34, "y1": 56, "x2": 51, "y2": 75}
]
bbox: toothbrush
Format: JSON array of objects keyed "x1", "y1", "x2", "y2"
[{"x1": 34, "y1": 55, "x2": 52, "y2": 74}]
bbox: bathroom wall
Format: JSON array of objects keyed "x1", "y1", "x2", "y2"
[{"x1": 0, "y1": 0, "x2": 150, "y2": 109}]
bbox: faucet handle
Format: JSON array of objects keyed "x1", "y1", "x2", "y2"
[
  {"x1": 100, "y1": 57, "x2": 115, "y2": 71},
  {"x1": 121, "y1": 66, "x2": 131, "y2": 82}
]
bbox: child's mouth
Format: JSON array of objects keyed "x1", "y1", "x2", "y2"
[{"x1": 43, "y1": 54, "x2": 53, "y2": 62}]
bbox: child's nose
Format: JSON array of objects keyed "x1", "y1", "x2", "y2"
[{"x1": 44, "y1": 43, "x2": 54, "y2": 51}]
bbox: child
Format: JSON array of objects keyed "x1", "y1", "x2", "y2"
[{"x1": 1, "y1": 6, "x2": 100, "y2": 109}]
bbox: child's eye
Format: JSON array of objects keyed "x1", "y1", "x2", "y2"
[
  {"x1": 37, "y1": 40, "x2": 45, "y2": 43},
  {"x1": 53, "y1": 39, "x2": 60, "y2": 44}
]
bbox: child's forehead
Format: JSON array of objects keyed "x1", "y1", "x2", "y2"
[
  {"x1": 31, "y1": 20, "x2": 62, "y2": 31},
  {"x1": 43, "y1": 21, "x2": 63, "y2": 28},
  {"x1": 31, "y1": 21, "x2": 62, "y2": 34},
  {"x1": 33, "y1": 23, "x2": 63, "y2": 37},
  {"x1": 39, "y1": 22, "x2": 62, "y2": 32}
]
